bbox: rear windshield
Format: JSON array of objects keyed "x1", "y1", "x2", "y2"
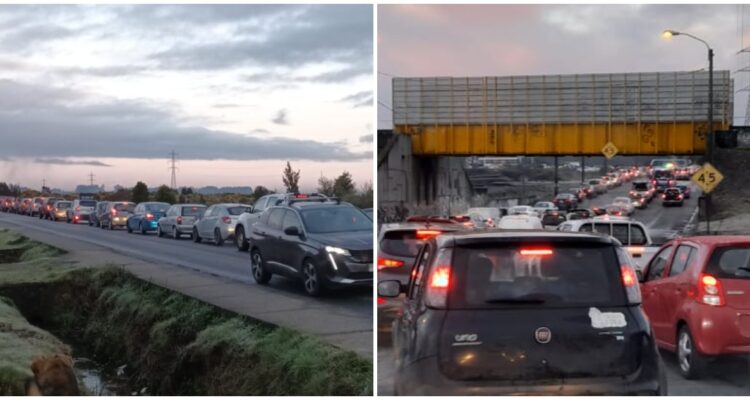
[
  {"x1": 300, "y1": 207, "x2": 372, "y2": 234},
  {"x1": 79, "y1": 200, "x2": 97, "y2": 207},
  {"x1": 633, "y1": 182, "x2": 649, "y2": 190},
  {"x1": 182, "y1": 206, "x2": 206, "y2": 216},
  {"x1": 449, "y1": 243, "x2": 625, "y2": 309},
  {"x1": 707, "y1": 246, "x2": 750, "y2": 280},
  {"x1": 57, "y1": 202, "x2": 72, "y2": 209},
  {"x1": 654, "y1": 170, "x2": 673, "y2": 179},
  {"x1": 114, "y1": 203, "x2": 135, "y2": 213},
  {"x1": 146, "y1": 203, "x2": 169, "y2": 213},
  {"x1": 380, "y1": 231, "x2": 422, "y2": 258},
  {"x1": 227, "y1": 206, "x2": 251, "y2": 216}
]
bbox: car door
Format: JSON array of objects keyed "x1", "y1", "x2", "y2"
[
  {"x1": 640, "y1": 244, "x2": 674, "y2": 345},
  {"x1": 130, "y1": 204, "x2": 142, "y2": 229},
  {"x1": 206, "y1": 206, "x2": 223, "y2": 238},
  {"x1": 659, "y1": 244, "x2": 697, "y2": 347},
  {"x1": 197, "y1": 205, "x2": 214, "y2": 236},
  {"x1": 262, "y1": 209, "x2": 286, "y2": 274},
  {"x1": 279, "y1": 209, "x2": 305, "y2": 272},
  {"x1": 161, "y1": 206, "x2": 174, "y2": 230},
  {"x1": 395, "y1": 242, "x2": 433, "y2": 369}
]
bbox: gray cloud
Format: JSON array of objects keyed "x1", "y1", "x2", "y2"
[
  {"x1": 0, "y1": 80, "x2": 369, "y2": 162},
  {"x1": 35, "y1": 158, "x2": 112, "y2": 167},
  {"x1": 249, "y1": 128, "x2": 269, "y2": 134},
  {"x1": 359, "y1": 134, "x2": 373, "y2": 143},
  {"x1": 271, "y1": 109, "x2": 288, "y2": 125},
  {"x1": 341, "y1": 90, "x2": 373, "y2": 108}
]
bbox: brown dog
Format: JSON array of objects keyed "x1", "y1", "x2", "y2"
[{"x1": 25, "y1": 354, "x2": 80, "y2": 396}]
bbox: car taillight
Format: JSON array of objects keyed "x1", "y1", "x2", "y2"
[
  {"x1": 677, "y1": 195, "x2": 683, "y2": 200},
  {"x1": 146, "y1": 213, "x2": 154, "y2": 220},
  {"x1": 176, "y1": 216, "x2": 183, "y2": 225},
  {"x1": 222, "y1": 216, "x2": 231, "y2": 224},
  {"x1": 416, "y1": 229, "x2": 442, "y2": 239},
  {"x1": 111, "y1": 209, "x2": 117, "y2": 216},
  {"x1": 520, "y1": 248, "x2": 553, "y2": 256},
  {"x1": 377, "y1": 257, "x2": 404, "y2": 270},
  {"x1": 424, "y1": 248, "x2": 453, "y2": 308},
  {"x1": 662, "y1": 194, "x2": 666, "y2": 199},
  {"x1": 697, "y1": 274, "x2": 725, "y2": 306},
  {"x1": 76, "y1": 206, "x2": 80, "y2": 211}
]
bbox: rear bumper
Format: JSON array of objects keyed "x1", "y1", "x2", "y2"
[
  {"x1": 396, "y1": 357, "x2": 665, "y2": 396},
  {"x1": 691, "y1": 305, "x2": 750, "y2": 356}
]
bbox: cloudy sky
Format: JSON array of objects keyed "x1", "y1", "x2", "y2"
[
  {"x1": 0, "y1": 5, "x2": 373, "y2": 191},
  {"x1": 379, "y1": 4, "x2": 750, "y2": 129}
]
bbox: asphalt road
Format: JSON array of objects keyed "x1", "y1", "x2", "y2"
[
  {"x1": 377, "y1": 178, "x2": 750, "y2": 395},
  {"x1": 0, "y1": 211, "x2": 372, "y2": 352}
]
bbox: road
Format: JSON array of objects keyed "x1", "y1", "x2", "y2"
[
  {"x1": 0, "y1": 212, "x2": 372, "y2": 357},
  {"x1": 377, "y1": 178, "x2": 750, "y2": 395}
]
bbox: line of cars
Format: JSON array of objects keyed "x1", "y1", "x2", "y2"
[{"x1": 1, "y1": 193, "x2": 373, "y2": 297}]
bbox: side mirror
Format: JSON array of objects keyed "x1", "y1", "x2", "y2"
[
  {"x1": 378, "y1": 280, "x2": 401, "y2": 298},
  {"x1": 637, "y1": 269, "x2": 645, "y2": 283},
  {"x1": 284, "y1": 226, "x2": 301, "y2": 236}
]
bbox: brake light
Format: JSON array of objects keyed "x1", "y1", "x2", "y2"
[
  {"x1": 677, "y1": 195, "x2": 683, "y2": 200},
  {"x1": 111, "y1": 209, "x2": 117, "y2": 216},
  {"x1": 176, "y1": 216, "x2": 183, "y2": 225},
  {"x1": 76, "y1": 206, "x2": 80, "y2": 211},
  {"x1": 662, "y1": 194, "x2": 666, "y2": 199},
  {"x1": 416, "y1": 229, "x2": 442, "y2": 239},
  {"x1": 520, "y1": 248, "x2": 553, "y2": 256},
  {"x1": 621, "y1": 266, "x2": 637, "y2": 286},
  {"x1": 424, "y1": 248, "x2": 453, "y2": 308},
  {"x1": 697, "y1": 274, "x2": 725, "y2": 306},
  {"x1": 146, "y1": 213, "x2": 154, "y2": 220},
  {"x1": 295, "y1": 194, "x2": 309, "y2": 199},
  {"x1": 222, "y1": 216, "x2": 231, "y2": 224},
  {"x1": 377, "y1": 257, "x2": 404, "y2": 270}
]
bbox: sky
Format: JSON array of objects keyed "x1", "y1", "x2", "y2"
[
  {"x1": 378, "y1": 4, "x2": 750, "y2": 129},
  {"x1": 0, "y1": 4, "x2": 373, "y2": 192}
]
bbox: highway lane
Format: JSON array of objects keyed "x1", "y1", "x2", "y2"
[
  {"x1": 378, "y1": 178, "x2": 750, "y2": 395},
  {"x1": 0, "y1": 211, "x2": 371, "y2": 319}
]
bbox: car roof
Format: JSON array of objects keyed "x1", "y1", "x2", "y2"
[
  {"x1": 433, "y1": 229, "x2": 615, "y2": 247},
  {"x1": 380, "y1": 222, "x2": 467, "y2": 232},
  {"x1": 676, "y1": 235, "x2": 750, "y2": 246}
]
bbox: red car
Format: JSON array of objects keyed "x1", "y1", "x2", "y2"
[{"x1": 640, "y1": 236, "x2": 750, "y2": 379}]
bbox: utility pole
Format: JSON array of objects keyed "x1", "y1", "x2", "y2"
[
  {"x1": 169, "y1": 150, "x2": 178, "y2": 190},
  {"x1": 581, "y1": 156, "x2": 585, "y2": 183},
  {"x1": 88, "y1": 173, "x2": 95, "y2": 186},
  {"x1": 706, "y1": 48, "x2": 714, "y2": 235},
  {"x1": 553, "y1": 156, "x2": 559, "y2": 196}
]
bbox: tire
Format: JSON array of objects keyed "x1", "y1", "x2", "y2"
[
  {"x1": 678, "y1": 326, "x2": 707, "y2": 380},
  {"x1": 127, "y1": 222, "x2": 133, "y2": 233},
  {"x1": 235, "y1": 226, "x2": 249, "y2": 251},
  {"x1": 109, "y1": 221, "x2": 114, "y2": 231},
  {"x1": 251, "y1": 250, "x2": 272, "y2": 284},
  {"x1": 140, "y1": 222, "x2": 147, "y2": 235},
  {"x1": 157, "y1": 225, "x2": 163, "y2": 237},
  {"x1": 214, "y1": 228, "x2": 224, "y2": 246},
  {"x1": 172, "y1": 226, "x2": 179, "y2": 240},
  {"x1": 192, "y1": 227, "x2": 202, "y2": 243},
  {"x1": 302, "y1": 259, "x2": 323, "y2": 296}
]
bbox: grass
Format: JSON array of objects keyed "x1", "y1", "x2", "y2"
[{"x1": 0, "y1": 229, "x2": 373, "y2": 396}]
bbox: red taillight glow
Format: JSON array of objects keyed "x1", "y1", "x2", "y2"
[
  {"x1": 429, "y1": 266, "x2": 450, "y2": 288},
  {"x1": 176, "y1": 216, "x2": 183, "y2": 225},
  {"x1": 698, "y1": 274, "x2": 725, "y2": 306},
  {"x1": 76, "y1": 206, "x2": 80, "y2": 211},
  {"x1": 377, "y1": 257, "x2": 404, "y2": 270},
  {"x1": 111, "y1": 209, "x2": 117, "y2": 216},
  {"x1": 621, "y1": 266, "x2": 637, "y2": 287},
  {"x1": 146, "y1": 213, "x2": 154, "y2": 220},
  {"x1": 520, "y1": 248, "x2": 553, "y2": 256},
  {"x1": 416, "y1": 229, "x2": 442, "y2": 239},
  {"x1": 222, "y1": 216, "x2": 231, "y2": 224},
  {"x1": 377, "y1": 297, "x2": 386, "y2": 305}
]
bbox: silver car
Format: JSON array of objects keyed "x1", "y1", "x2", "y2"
[
  {"x1": 157, "y1": 204, "x2": 207, "y2": 239},
  {"x1": 100, "y1": 201, "x2": 136, "y2": 230},
  {"x1": 192, "y1": 203, "x2": 252, "y2": 246}
]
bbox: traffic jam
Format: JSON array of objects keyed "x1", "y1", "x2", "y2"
[
  {"x1": 377, "y1": 159, "x2": 750, "y2": 395},
  {"x1": 0, "y1": 193, "x2": 373, "y2": 297}
]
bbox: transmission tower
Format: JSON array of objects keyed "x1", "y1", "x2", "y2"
[
  {"x1": 88, "y1": 172, "x2": 95, "y2": 186},
  {"x1": 169, "y1": 150, "x2": 178, "y2": 190}
]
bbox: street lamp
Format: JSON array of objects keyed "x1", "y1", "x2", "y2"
[{"x1": 662, "y1": 29, "x2": 715, "y2": 234}]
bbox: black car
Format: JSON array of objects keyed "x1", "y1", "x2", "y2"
[
  {"x1": 552, "y1": 193, "x2": 577, "y2": 212},
  {"x1": 652, "y1": 170, "x2": 675, "y2": 193},
  {"x1": 540, "y1": 210, "x2": 566, "y2": 227},
  {"x1": 248, "y1": 200, "x2": 372, "y2": 296},
  {"x1": 379, "y1": 231, "x2": 667, "y2": 395},
  {"x1": 662, "y1": 187, "x2": 684, "y2": 207}
]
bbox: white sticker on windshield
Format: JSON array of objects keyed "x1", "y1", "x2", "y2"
[{"x1": 589, "y1": 307, "x2": 627, "y2": 329}]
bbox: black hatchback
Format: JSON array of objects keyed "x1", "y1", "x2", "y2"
[
  {"x1": 379, "y1": 230, "x2": 666, "y2": 395},
  {"x1": 248, "y1": 201, "x2": 372, "y2": 296}
]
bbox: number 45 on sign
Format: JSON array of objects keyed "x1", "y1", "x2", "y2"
[{"x1": 691, "y1": 163, "x2": 724, "y2": 194}]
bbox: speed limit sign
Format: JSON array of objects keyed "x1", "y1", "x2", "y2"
[{"x1": 691, "y1": 163, "x2": 724, "y2": 193}]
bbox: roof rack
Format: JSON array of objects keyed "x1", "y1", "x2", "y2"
[{"x1": 275, "y1": 193, "x2": 342, "y2": 206}]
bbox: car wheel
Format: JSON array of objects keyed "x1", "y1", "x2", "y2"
[
  {"x1": 214, "y1": 228, "x2": 224, "y2": 246},
  {"x1": 109, "y1": 221, "x2": 114, "y2": 230},
  {"x1": 302, "y1": 259, "x2": 323, "y2": 296},
  {"x1": 678, "y1": 326, "x2": 706, "y2": 380},
  {"x1": 127, "y1": 222, "x2": 133, "y2": 233},
  {"x1": 157, "y1": 225, "x2": 163, "y2": 237},
  {"x1": 235, "y1": 226, "x2": 249, "y2": 251},
  {"x1": 192, "y1": 227, "x2": 202, "y2": 243},
  {"x1": 140, "y1": 222, "x2": 147, "y2": 235},
  {"x1": 172, "y1": 226, "x2": 179, "y2": 240},
  {"x1": 251, "y1": 250, "x2": 272, "y2": 284}
]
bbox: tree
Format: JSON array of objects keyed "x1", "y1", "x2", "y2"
[
  {"x1": 317, "y1": 176, "x2": 335, "y2": 197},
  {"x1": 333, "y1": 171, "x2": 355, "y2": 198},
  {"x1": 282, "y1": 162, "x2": 300, "y2": 193},
  {"x1": 252, "y1": 185, "x2": 270, "y2": 199},
  {"x1": 132, "y1": 181, "x2": 149, "y2": 203},
  {"x1": 155, "y1": 185, "x2": 177, "y2": 204},
  {"x1": 0, "y1": 182, "x2": 9, "y2": 196}
]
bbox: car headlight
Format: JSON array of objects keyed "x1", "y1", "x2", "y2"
[{"x1": 325, "y1": 246, "x2": 351, "y2": 256}]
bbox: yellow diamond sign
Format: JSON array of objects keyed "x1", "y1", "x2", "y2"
[
  {"x1": 601, "y1": 142, "x2": 618, "y2": 159},
  {"x1": 691, "y1": 162, "x2": 724, "y2": 194}
]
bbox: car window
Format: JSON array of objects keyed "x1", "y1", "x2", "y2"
[
  {"x1": 146, "y1": 203, "x2": 169, "y2": 213},
  {"x1": 646, "y1": 246, "x2": 673, "y2": 281},
  {"x1": 559, "y1": 223, "x2": 573, "y2": 231},
  {"x1": 282, "y1": 210, "x2": 301, "y2": 231},
  {"x1": 630, "y1": 225, "x2": 647, "y2": 245},
  {"x1": 593, "y1": 223, "x2": 610, "y2": 235},
  {"x1": 114, "y1": 203, "x2": 135, "y2": 213},
  {"x1": 381, "y1": 230, "x2": 423, "y2": 258},
  {"x1": 579, "y1": 223, "x2": 593, "y2": 232},
  {"x1": 707, "y1": 246, "x2": 750, "y2": 280},
  {"x1": 182, "y1": 206, "x2": 205, "y2": 217},
  {"x1": 669, "y1": 245, "x2": 695, "y2": 277},
  {"x1": 227, "y1": 206, "x2": 251, "y2": 216},
  {"x1": 79, "y1": 200, "x2": 97, "y2": 207},
  {"x1": 612, "y1": 224, "x2": 629, "y2": 244},
  {"x1": 267, "y1": 209, "x2": 285, "y2": 230},
  {"x1": 408, "y1": 243, "x2": 432, "y2": 300},
  {"x1": 299, "y1": 207, "x2": 371, "y2": 233}
]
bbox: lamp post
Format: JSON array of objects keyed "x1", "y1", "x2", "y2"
[{"x1": 663, "y1": 29, "x2": 715, "y2": 233}]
